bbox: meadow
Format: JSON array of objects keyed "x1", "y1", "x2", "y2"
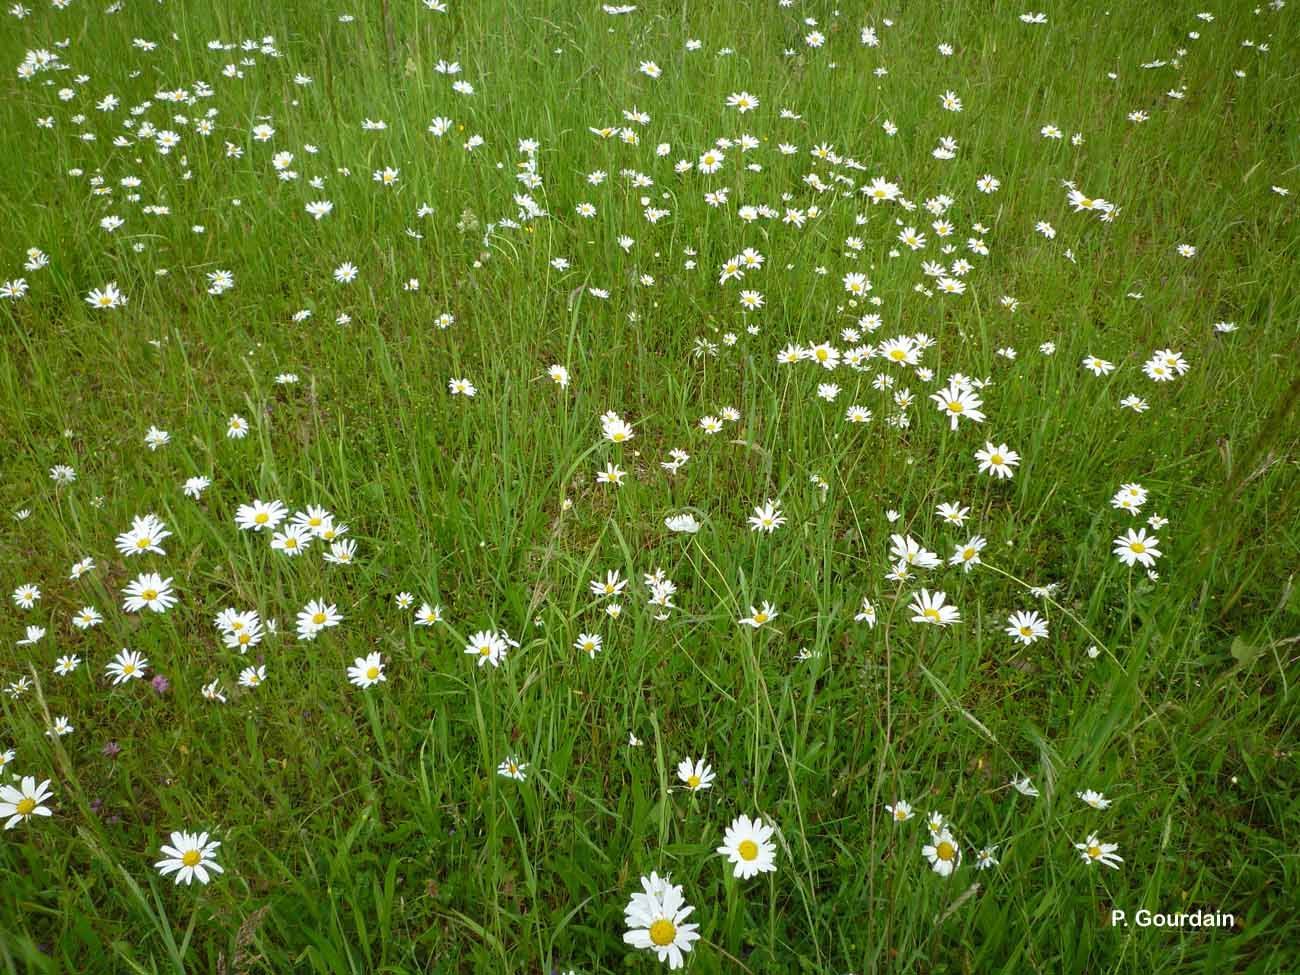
[{"x1": 1, "y1": 0, "x2": 1298, "y2": 972}]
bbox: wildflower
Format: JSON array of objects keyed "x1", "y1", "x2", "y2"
[
  {"x1": 497, "y1": 756, "x2": 527, "y2": 780},
  {"x1": 622, "y1": 873, "x2": 701, "y2": 970},
  {"x1": 1077, "y1": 789, "x2": 1112, "y2": 810},
  {"x1": 950, "y1": 536, "x2": 986, "y2": 572},
  {"x1": 886, "y1": 800, "x2": 915, "y2": 822},
  {"x1": 717, "y1": 815, "x2": 778, "y2": 879},
  {"x1": 115, "y1": 513, "x2": 171, "y2": 556},
  {"x1": 739, "y1": 601, "x2": 778, "y2": 627},
  {"x1": 296, "y1": 600, "x2": 342, "y2": 640},
  {"x1": 465, "y1": 630, "x2": 507, "y2": 668},
  {"x1": 909, "y1": 589, "x2": 960, "y2": 626},
  {"x1": 415, "y1": 603, "x2": 443, "y2": 626},
  {"x1": 923, "y1": 830, "x2": 961, "y2": 876},
  {"x1": 155, "y1": 831, "x2": 223, "y2": 885},
  {"x1": 347, "y1": 652, "x2": 386, "y2": 688},
  {"x1": 270, "y1": 524, "x2": 312, "y2": 556},
  {"x1": 0, "y1": 776, "x2": 54, "y2": 829},
  {"x1": 122, "y1": 573, "x2": 176, "y2": 613},
  {"x1": 930, "y1": 383, "x2": 985, "y2": 429},
  {"x1": 1005, "y1": 610, "x2": 1049, "y2": 644},
  {"x1": 1075, "y1": 834, "x2": 1123, "y2": 869},
  {"x1": 106, "y1": 649, "x2": 148, "y2": 685},
  {"x1": 664, "y1": 513, "x2": 700, "y2": 534},
  {"x1": 574, "y1": 632, "x2": 603, "y2": 657},
  {"x1": 1113, "y1": 528, "x2": 1161, "y2": 567},
  {"x1": 677, "y1": 757, "x2": 714, "y2": 792},
  {"x1": 1011, "y1": 776, "x2": 1039, "y2": 797},
  {"x1": 12, "y1": 584, "x2": 39, "y2": 610},
  {"x1": 591, "y1": 571, "x2": 627, "y2": 598},
  {"x1": 596, "y1": 463, "x2": 627, "y2": 485},
  {"x1": 748, "y1": 500, "x2": 786, "y2": 533},
  {"x1": 236, "y1": 499, "x2": 288, "y2": 532},
  {"x1": 974, "y1": 442, "x2": 1020, "y2": 479}
]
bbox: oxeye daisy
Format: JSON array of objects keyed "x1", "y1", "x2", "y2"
[
  {"x1": 909, "y1": 589, "x2": 960, "y2": 627},
  {"x1": 676, "y1": 757, "x2": 714, "y2": 792},
  {"x1": 923, "y1": 829, "x2": 961, "y2": 876},
  {"x1": 974, "y1": 442, "x2": 1020, "y2": 479},
  {"x1": 739, "y1": 601, "x2": 778, "y2": 627},
  {"x1": 748, "y1": 500, "x2": 786, "y2": 533},
  {"x1": 1113, "y1": 528, "x2": 1161, "y2": 567},
  {"x1": 347, "y1": 652, "x2": 386, "y2": 688},
  {"x1": 717, "y1": 814, "x2": 778, "y2": 879},
  {"x1": 497, "y1": 755, "x2": 528, "y2": 781},
  {"x1": 465, "y1": 630, "x2": 506, "y2": 668},
  {"x1": 155, "y1": 831, "x2": 223, "y2": 885},
  {"x1": 415, "y1": 602, "x2": 443, "y2": 625},
  {"x1": 1075, "y1": 833, "x2": 1123, "y2": 869},
  {"x1": 121, "y1": 573, "x2": 176, "y2": 613},
  {"x1": 106, "y1": 648, "x2": 148, "y2": 685},
  {"x1": 573, "y1": 632, "x2": 603, "y2": 657},
  {"x1": 886, "y1": 800, "x2": 915, "y2": 822},
  {"x1": 1077, "y1": 789, "x2": 1112, "y2": 810},
  {"x1": 0, "y1": 776, "x2": 54, "y2": 829},
  {"x1": 1005, "y1": 610, "x2": 1049, "y2": 645},
  {"x1": 622, "y1": 873, "x2": 700, "y2": 970}
]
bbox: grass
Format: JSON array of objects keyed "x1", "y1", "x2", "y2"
[{"x1": 1, "y1": 0, "x2": 1298, "y2": 972}]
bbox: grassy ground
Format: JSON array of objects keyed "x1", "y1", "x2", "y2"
[{"x1": 1, "y1": 0, "x2": 1298, "y2": 972}]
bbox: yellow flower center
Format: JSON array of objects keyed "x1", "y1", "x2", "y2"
[
  {"x1": 1088, "y1": 845, "x2": 1101, "y2": 859},
  {"x1": 963, "y1": 549, "x2": 975, "y2": 560},
  {"x1": 923, "y1": 608, "x2": 940, "y2": 621},
  {"x1": 123, "y1": 664, "x2": 136, "y2": 675},
  {"x1": 366, "y1": 666, "x2": 379, "y2": 680},
  {"x1": 1019, "y1": 626, "x2": 1032, "y2": 637},
  {"x1": 479, "y1": 645, "x2": 492, "y2": 656},
  {"x1": 686, "y1": 774, "x2": 701, "y2": 789},
  {"x1": 16, "y1": 797, "x2": 36, "y2": 816},
  {"x1": 948, "y1": 402, "x2": 963, "y2": 412},
  {"x1": 141, "y1": 589, "x2": 157, "y2": 600},
  {"x1": 991, "y1": 454, "x2": 1004, "y2": 465},
  {"x1": 312, "y1": 612, "x2": 326, "y2": 625},
  {"x1": 738, "y1": 839, "x2": 759, "y2": 861},
  {"x1": 1131, "y1": 542, "x2": 1146, "y2": 553},
  {"x1": 255, "y1": 512, "x2": 269, "y2": 524},
  {"x1": 182, "y1": 850, "x2": 201, "y2": 867},
  {"x1": 936, "y1": 841, "x2": 955, "y2": 862},
  {"x1": 239, "y1": 634, "x2": 250, "y2": 645},
  {"x1": 284, "y1": 538, "x2": 297, "y2": 548},
  {"x1": 649, "y1": 919, "x2": 677, "y2": 947},
  {"x1": 889, "y1": 350, "x2": 905, "y2": 361},
  {"x1": 136, "y1": 538, "x2": 150, "y2": 548},
  {"x1": 753, "y1": 612, "x2": 768, "y2": 624},
  {"x1": 894, "y1": 809, "x2": 907, "y2": 820}
]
